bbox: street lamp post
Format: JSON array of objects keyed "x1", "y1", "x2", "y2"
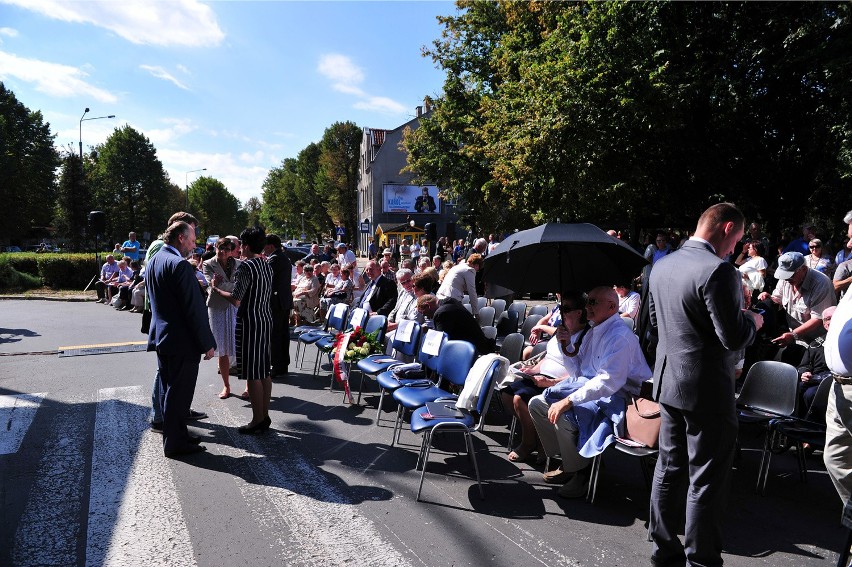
[
  {"x1": 300, "y1": 212, "x2": 305, "y2": 241},
  {"x1": 185, "y1": 168, "x2": 207, "y2": 210},
  {"x1": 79, "y1": 107, "x2": 116, "y2": 176}
]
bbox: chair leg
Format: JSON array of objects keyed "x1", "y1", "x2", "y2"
[
  {"x1": 375, "y1": 389, "x2": 385, "y2": 425},
  {"x1": 586, "y1": 453, "x2": 602, "y2": 503},
  {"x1": 416, "y1": 431, "x2": 435, "y2": 502},
  {"x1": 465, "y1": 430, "x2": 484, "y2": 500},
  {"x1": 837, "y1": 526, "x2": 852, "y2": 567},
  {"x1": 507, "y1": 415, "x2": 517, "y2": 450},
  {"x1": 756, "y1": 431, "x2": 773, "y2": 495},
  {"x1": 390, "y1": 405, "x2": 403, "y2": 447},
  {"x1": 796, "y1": 442, "x2": 808, "y2": 483},
  {"x1": 356, "y1": 370, "x2": 367, "y2": 405},
  {"x1": 415, "y1": 431, "x2": 430, "y2": 471}
]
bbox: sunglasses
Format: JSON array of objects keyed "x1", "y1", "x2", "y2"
[{"x1": 809, "y1": 245, "x2": 821, "y2": 249}]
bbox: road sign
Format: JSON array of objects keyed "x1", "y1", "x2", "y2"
[
  {"x1": 360, "y1": 222, "x2": 370, "y2": 234},
  {"x1": 336, "y1": 226, "x2": 345, "y2": 237},
  {"x1": 300, "y1": 233, "x2": 306, "y2": 240}
]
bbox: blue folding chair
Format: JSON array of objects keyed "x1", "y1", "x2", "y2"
[
  {"x1": 356, "y1": 320, "x2": 422, "y2": 404},
  {"x1": 348, "y1": 307, "x2": 369, "y2": 331},
  {"x1": 348, "y1": 315, "x2": 388, "y2": 401},
  {"x1": 296, "y1": 303, "x2": 348, "y2": 370},
  {"x1": 390, "y1": 340, "x2": 476, "y2": 446},
  {"x1": 375, "y1": 329, "x2": 446, "y2": 426},
  {"x1": 409, "y1": 358, "x2": 502, "y2": 501}
]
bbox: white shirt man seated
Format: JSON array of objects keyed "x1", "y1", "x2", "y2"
[{"x1": 528, "y1": 286, "x2": 652, "y2": 498}]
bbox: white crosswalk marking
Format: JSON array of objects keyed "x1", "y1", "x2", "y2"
[
  {"x1": 13, "y1": 398, "x2": 88, "y2": 566},
  {"x1": 0, "y1": 392, "x2": 46, "y2": 455},
  {"x1": 85, "y1": 386, "x2": 197, "y2": 567},
  {"x1": 211, "y1": 403, "x2": 413, "y2": 567}
]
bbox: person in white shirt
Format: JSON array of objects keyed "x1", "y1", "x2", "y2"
[
  {"x1": 824, "y1": 209, "x2": 852, "y2": 516},
  {"x1": 435, "y1": 253, "x2": 483, "y2": 315},
  {"x1": 735, "y1": 241, "x2": 768, "y2": 294},
  {"x1": 336, "y1": 242, "x2": 360, "y2": 289},
  {"x1": 615, "y1": 282, "x2": 640, "y2": 321}
]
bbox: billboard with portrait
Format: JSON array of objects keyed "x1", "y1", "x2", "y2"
[{"x1": 382, "y1": 184, "x2": 441, "y2": 214}]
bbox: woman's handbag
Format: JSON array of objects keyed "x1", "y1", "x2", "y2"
[
  {"x1": 624, "y1": 396, "x2": 661, "y2": 448},
  {"x1": 140, "y1": 309, "x2": 152, "y2": 335}
]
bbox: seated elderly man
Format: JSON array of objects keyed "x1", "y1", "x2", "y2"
[
  {"x1": 386, "y1": 268, "x2": 421, "y2": 333},
  {"x1": 758, "y1": 252, "x2": 836, "y2": 351},
  {"x1": 95, "y1": 255, "x2": 120, "y2": 303},
  {"x1": 416, "y1": 293, "x2": 493, "y2": 355},
  {"x1": 529, "y1": 286, "x2": 652, "y2": 498},
  {"x1": 796, "y1": 306, "x2": 835, "y2": 421},
  {"x1": 436, "y1": 253, "x2": 484, "y2": 315}
]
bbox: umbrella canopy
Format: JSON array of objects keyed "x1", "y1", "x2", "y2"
[{"x1": 483, "y1": 223, "x2": 648, "y2": 295}]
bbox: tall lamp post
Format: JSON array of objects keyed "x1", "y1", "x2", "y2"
[
  {"x1": 300, "y1": 212, "x2": 305, "y2": 241},
  {"x1": 185, "y1": 168, "x2": 207, "y2": 210},
  {"x1": 79, "y1": 107, "x2": 116, "y2": 176}
]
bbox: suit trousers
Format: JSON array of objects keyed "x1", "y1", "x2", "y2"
[
  {"x1": 649, "y1": 403, "x2": 737, "y2": 567},
  {"x1": 156, "y1": 352, "x2": 201, "y2": 453},
  {"x1": 824, "y1": 381, "x2": 852, "y2": 508},
  {"x1": 528, "y1": 395, "x2": 589, "y2": 473},
  {"x1": 270, "y1": 303, "x2": 290, "y2": 376}
]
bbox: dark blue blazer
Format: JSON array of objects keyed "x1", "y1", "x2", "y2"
[{"x1": 146, "y1": 246, "x2": 216, "y2": 355}]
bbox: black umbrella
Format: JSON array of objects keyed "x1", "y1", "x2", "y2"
[{"x1": 483, "y1": 223, "x2": 648, "y2": 295}]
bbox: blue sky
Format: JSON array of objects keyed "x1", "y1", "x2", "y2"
[{"x1": 0, "y1": 0, "x2": 454, "y2": 204}]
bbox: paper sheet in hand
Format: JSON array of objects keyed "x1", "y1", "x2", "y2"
[
  {"x1": 421, "y1": 329, "x2": 443, "y2": 356},
  {"x1": 425, "y1": 401, "x2": 464, "y2": 419}
]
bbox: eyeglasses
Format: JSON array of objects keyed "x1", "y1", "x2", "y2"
[
  {"x1": 587, "y1": 298, "x2": 611, "y2": 307},
  {"x1": 400, "y1": 279, "x2": 413, "y2": 286},
  {"x1": 809, "y1": 245, "x2": 821, "y2": 249}
]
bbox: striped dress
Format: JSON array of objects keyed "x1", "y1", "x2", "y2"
[{"x1": 232, "y1": 256, "x2": 273, "y2": 381}]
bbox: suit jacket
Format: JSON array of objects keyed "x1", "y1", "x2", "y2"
[
  {"x1": 147, "y1": 246, "x2": 216, "y2": 356},
  {"x1": 648, "y1": 239, "x2": 757, "y2": 413},
  {"x1": 359, "y1": 274, "x2": 397, "y2": 316},
  {"x1": 267, "y1": 248, "x2": 293, "y2": 314}
]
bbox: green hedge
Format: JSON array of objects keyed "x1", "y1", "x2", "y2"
[
  {"x1": 0, "y1": 256, "x2": 42, "y2": 291},
  {"x1": 0, "y1": 253, "x2": 100, "y2": 290}
]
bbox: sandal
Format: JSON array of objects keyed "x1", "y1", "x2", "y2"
[
  {"x1": 218, "y1": 388, "x2": 230, "y2": 399},
  {"x1": 239, "y1": 390, "x2": 250, "y2": 400},
  {"x1": 508, "y1": 446, "x2": 535, "y2": 463}
]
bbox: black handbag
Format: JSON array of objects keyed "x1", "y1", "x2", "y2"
[{"x1": 140, "y1": 309, "x2": 152, "y2": 334}]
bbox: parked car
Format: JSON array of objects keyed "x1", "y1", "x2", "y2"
[
  {"x1": 2, "y1": 245, "x2": 22, "y2": 253},
  {"x1": 283, "y1": 246, "x2": 308, "y2": 265}
]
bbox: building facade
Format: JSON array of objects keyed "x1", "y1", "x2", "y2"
[{"x1": 357, "y1": 104, "x2": 460, "y2": 256}]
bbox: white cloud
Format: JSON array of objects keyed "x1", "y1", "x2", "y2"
[
  {"x1": 147, "y1": 118, "x2": 197, "y2": 145},
  {"x1": 139, "y1": 64, "x2": 189, "y2": 90},
  {"x1": 176, "y1": 64, "x2": 190, "y2": 75},
  {"x1": 0, "y1": 0, "x2": 224, "y2": 47},
  {"x1": 0, "y1": 27, "x2": 18, "y2": 37},
  {"x1": 0, "y1": 50, "x2": 117, "y2": 102},
  {"x1": 159, "y1": 147, "x2": 274, "y2": 205},
  {"x1": 317, "y1": 52, "x2": 407, "y2": 116}
]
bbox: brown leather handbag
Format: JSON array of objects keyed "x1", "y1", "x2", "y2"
[{"x1": 625, "y1": 396, "x2": 661, "y2": 448}]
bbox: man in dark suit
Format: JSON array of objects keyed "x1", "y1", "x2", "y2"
[
  {"x1": 147, "y1": 221, "x2": 216, "y2": 458},
  {"x1": 648, "y1": 203, "x2": 764, "y2": 566},
  {"x1": 416, "y1": 294, "x2": 493, "y2": 354},
  {"x1": 264, "y1": 234, "x2": 293, "y2": 379},
  {"x1": 356, "y1": 260, "x2": 397, "y2": 316}
]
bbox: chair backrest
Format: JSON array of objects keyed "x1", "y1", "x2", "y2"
[
  {"x1": 737, "y1": 360, "x2": 799, "y2": 416},
  {"x1": 436, "y1": 340, "x2": 477, "y2": 387},
  {"x1": 528, "y1": 304, "x2": 550, "y2": 318},
  {"x1": 620, "y1": 316, "x2": 635, "y2": 332},
  {"x1": 520, "y1": 317, "x2": 539, "y2": 342},
  {"x1": 364, "y1": 314, "x2": 388, "y2": 343},
  {"x1": 491, "y1": 298, "x2": 507, "y2": 320},
  {"x1": 508, "y1": 301, "x2": 527, "y2": 328},
  {"x1": 390, "y1": 320, "x2": 422, "y2": 357},
  {"x1": 472, "y1": 359, "x2": 502, "y2": 428},
  {"x1": 349, "y1": 307, "x2": 368, "y2": 331},
  {"x1": 477, "y1": 306, "x2": 496, "y2": 327},
  {"x1": 463, "y1": 303, "x2": 473, "y2": 314},
  {"x1": 495, "y1": 310, "x2": 519, "y2": 338},
  {"x1": 462, "y1": 294, "x2": 470, "y2": 305},
  {"x1": 327, "y1": 303, "x2": 349, "y2": 333},
  {"x1": 499, "y1": 332, "x2": 524, "y2": 364},
  {"x1": 481, "y1": 326, "x2": 497, "y2": 340},
  {"x1": 476, "y1": 296, "x2": 487, "y2": 310},
  {"x1": 529, "y1": 340, "x2": 549, "y2": 358},
  {"x1": 418, "y1": 329, "x2": 447, "y2": 372}
]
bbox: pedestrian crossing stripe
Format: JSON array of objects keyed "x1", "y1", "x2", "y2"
[{"x1": 0, "y1": 392, "x2": 46, "y2": 455}]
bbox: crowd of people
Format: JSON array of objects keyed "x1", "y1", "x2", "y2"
[{"x1": 91, "y1": 207, "x2": 852, "y2": 566}]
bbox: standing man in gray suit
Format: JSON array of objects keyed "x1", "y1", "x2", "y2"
[{"x1": 648, "y1": 203, "x2": 764, "y2": 566}]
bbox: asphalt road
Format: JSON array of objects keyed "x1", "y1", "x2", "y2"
[{"x1": 0, "y1": 299, "x2": 846, "y2": 566}]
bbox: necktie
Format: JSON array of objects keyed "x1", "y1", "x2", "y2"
[{"x1": 360, "y1": 279, "x2": 375, "y2": 308}]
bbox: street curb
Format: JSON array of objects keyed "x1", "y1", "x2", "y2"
[{"x1": 0, "y1": 295, "x2": 93, "y2": 302}]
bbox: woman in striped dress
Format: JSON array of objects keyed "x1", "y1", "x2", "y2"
[{"x1": 211, "y1": 226, "x2": 274, "y2": 434}]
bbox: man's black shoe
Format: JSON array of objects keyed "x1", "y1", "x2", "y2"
[
  {"x1": 187, "y1": 434, "x2": 202, "y2": 445},
  {"x1": 187, "y1": 409, "x2": 208, "y2": 420},
  {"x1": 164, "y1": 445, "x2": 206, "y2": 458},
  {"x1": 150, "y1": 421, "x2": 164, "y2": 433}
]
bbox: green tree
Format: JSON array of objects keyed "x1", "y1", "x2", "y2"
[
  {"x1": 0, "y1": 82, "x2": 59, "y2": 241},
  {"x1": 187, "y1": 176, "x2": 243, "y2": 237},
  {"x1": 88, "y1": 125, "x2": 173, "y2": 244},
  {"x1": 242, "y1": 197, "x2": 262, "y2": 230},
  {"x1": 318, "y1": 121, "x2": 362, "y2": 245},
  {"x1": 53, "y1": 146, "x2": 91, "y2": 250}
]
